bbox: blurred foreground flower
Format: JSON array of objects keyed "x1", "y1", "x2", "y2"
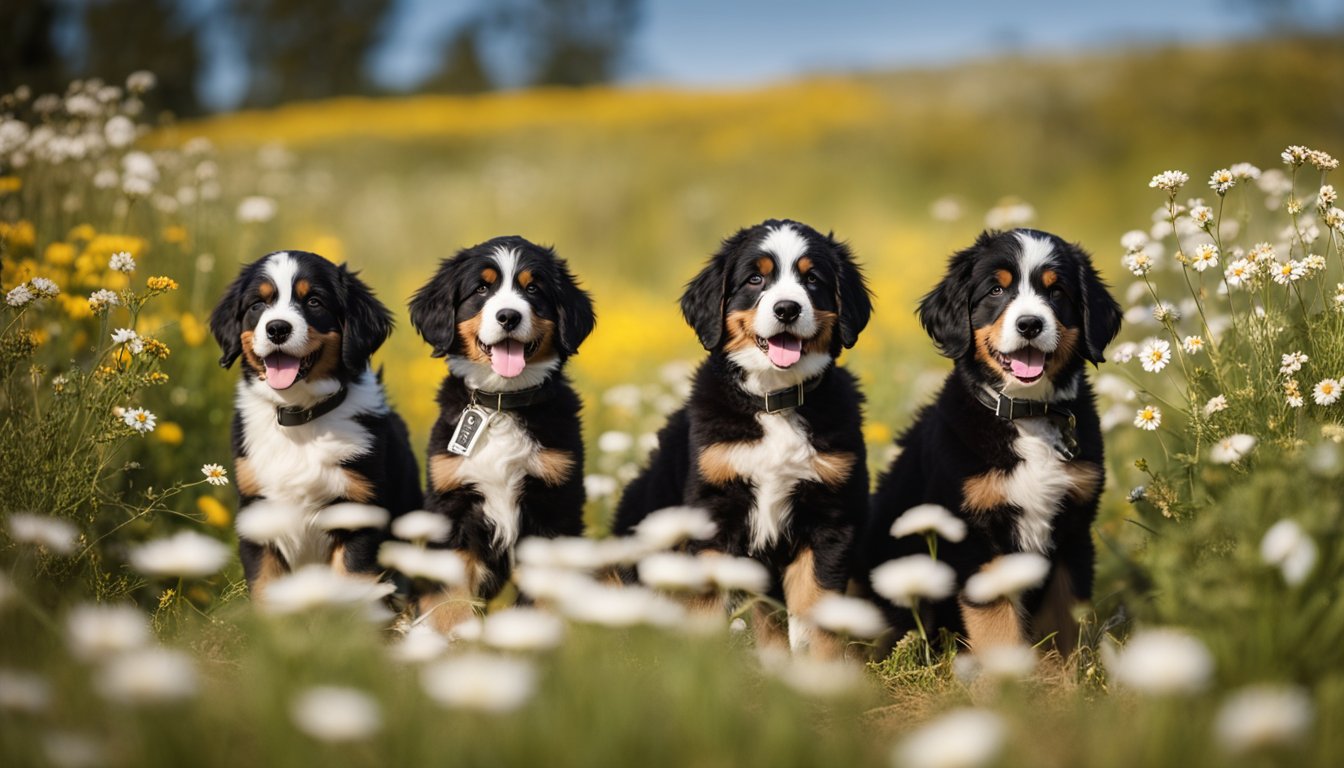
[
  {"x1": 1106, "y1": 628, "x2": 1213, "y2": 695},
  {"x1": 8, "y1": 513, "x2": 79, "y2": 554},
  {"x1": 290, "y1": 686, "x2": 382, "y2": 743},
  {"x1": 420, "y1": 653, "x2": 537, "y2": 713},
  {"x1": 1214, "y1": 684, "x2": 1313, "y2": 754},
  {"x1": 770, "y1": 654, "x2": 865, "y2": 698},
  {"x1": 894, "y1": 708, "x2": 1007, "y2": 768},
  {"x1": 962, "y1": 553, "x2": 1049, "y2": 603},
  {"x1": 870, "y1": 555, "x2": 955, "y2": 608},
  {"x1": 890, "y1": 504, "x2": 965, "y2": 543},
  {"x1": 481, "y1": 608, "x2": 566, "y2": 652},
  {"x1": 809, "y1": 595, "x2": 886, "y2": 639},
  {"x1": 66, "y1": 604, "x2": 151, "y2": 660},
  {"x1": 129, "y1": 530, "x2": 229, "y2": 578},
  {"x1": 1259, "y1": 520, "x2": 1318, "y2": 586},
  {"x1": 94, "y1": 648, "x2": 198, "y2": 704},
  {"x1": 638, "y1": 552, "x2": 709, "y2": 592},
  {"x1": 260, "y1": 565, "x2": 395, "y2": 614},
  {"x1": 1209, "y1": 434, "x2": 1257, "y2": 464},
  {"x1": 316, "y1": 503, "x2": 390, "y2": 532},
  {"x1": 390, "y1": 510, "x2": 451, "y2": 543},
  {"x1": 0, "y1": 668, "x2": 51, "y2": 714},
  {"x1": 632, "y1": 506, "x2": 717, "y2": 549}
]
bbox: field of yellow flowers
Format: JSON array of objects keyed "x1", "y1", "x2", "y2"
[{"x1": 2, "y1": 36, "x2": 1344, "y2": 768}]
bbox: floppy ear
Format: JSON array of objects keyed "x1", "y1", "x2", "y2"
[
  {"x1": 408, "y1": 257, "x2": 464, "y2": 358},
  {"x1": 829, "y1": 235, "x2": 873, "y2": 349},
  {"x1": 554, "y1": 256, "x2": 596, "y2": 355},
  {"x1": 917, "y1": 238, "x2": 983, "y2": 360},
  {"x1": 1075, "y1": 245, "x2": 1123, "y2": 364},
  {"x1": 208, "y1": 265, "x2": 249, "y2": 369},
  {"x1": 681, "y1": 229, "x2": 751, "y2": 350},
  {"x1": 339, "y1": 265, "x2": 394, "y2": 371}
]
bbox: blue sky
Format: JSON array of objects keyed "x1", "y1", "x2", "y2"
[{"x1": 202, "y1": 0, "x2": 1342, "y2": 110}]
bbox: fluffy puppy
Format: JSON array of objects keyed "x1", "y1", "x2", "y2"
[
  {"x1": 861, "y1": 229, "x2": 1122, "y2": 657},
  {"x1": 408, "y1": 235, "x2": 595, "y2": 633},
  {"x1": 614, "y1": 219, "x2": 873, "y2": 656},
  {"x1": 210, "y1": 250, "x2": 422, "y2": 594}
]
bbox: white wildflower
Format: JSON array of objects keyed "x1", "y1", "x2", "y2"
[
  {"x1": 808, "y1": 595, "x2": 886, "y2": 638},
  {"x1": 1210, "y1": 434, "x2": 1257, "y2": 464},
  {"x1": 390, "y1": 510, "x2": 451, "y2": 543},
  {"x1": 1133, "y1": 405, "x2": 1162, "y2": 431},
  {"x1": 120, "y1": 407, "x2": 156, "y2": 434},
  {"x1": 1108, "y1": 628, "x2": 1214, "y2": 695},
  {"x1": 772, "y1": 656, "x2": 866, "y2": 698},
  {"x1": 103, "y1": 115, "x2": 136, "y2": 149},
  {"x1": 1149, "y1": 170, "x2": 1189, "y2": 193},
  {"x1": 1111, "y1": 342, "x2": 1137, "y2": 363},
  {"x1": 420, "y1": 653, "x2": 537, "y2": 713},
  {"x1": 261, "y1": 565, "x2": 395, "y2": 615},
  {"x1": 237, "y1": 196, "x2": 277, "y2": 224},
  {"x1": 1281, "y1": 145, "x2": 1310, "y2": 167},
  {"x1": 584, "y1": 474, "x2": 617, "y2": 498},
  {"x1": 1261, "y1": 520, "x2": 1318, "y2": 586},
  {"x1": 1190, "y1": 243, "x2": 1219, "y2": 272},
  {"x1": 597, "y1": 431, "x2": 634, "y2": 453},
  {"x1": 890, "y1": 504, "x2": 966, "y2": 543},
  {"x1": 108, "y1": 251, "x2": 135, "y2": 273},
  {"x1": 378, "y1": 542, "x2": 467, "y2": 586},
  {"x1": 1203, "y1": 395, "x2": 1228, "y2": 416},
  {"x1": 6, "y1": 283, "x2": 34, "y2": 307},
  {"x1": 66, "y1": 603, "x2": 151, "y2": 660},
  {"x1": 637, "y1": 552, "x2": 709, "y2": 592},
  {"x1": 88, "y1": 289, "x2": 119, "y2": 312},
  {"x1": 316, "y1": 503, "x2": 390, "y2": 532},
  {"x1": 1181, "y1": 335, "x2": 1205, "y2": 355},
  {"x1": 1139, "y1": 339, "x2": 1171, "y2": 373},
  {"x1": 963, "y1": 553, "x2": 1050, "y2": 603},
  {"x1": 8, "y1": 513, "x2": 79, "y2": 554},
  {"x1": 235, "y1": 500, "x2": 304, "y2": 544},
  {"x1": 1214, "y1": 685, "x2": 1313, "y2": 754},
  {"x1": 94, "y1": 648, "x2": 198, "y2": 704},
  {"x1": 1270, "y1": 260, "x2": 1305, "y2": 285},
  {"x1": 1230, "y1": 162, "x2": 1261, "y2": 180},
  {"x1": 1224, "y1": 258, "x2": 1256, "y2": 288},
  {"x1": 1312, "y1": 378, "x2": 1340, "y2": 406},
  {"x1": 1279, "y1": 351, "x2": 1309, "y2": 376},
  {"x1": 705, "y1": 556, "x2": 771, "y2": 593},
  {"x1": 0, "y1": 669, "x2": 51, "y2": 714},
  {"x1": 1308, "y1": 149, "x2": 1338, "y2": 171},
  {"x1": 894, "y1": 708, "x2": 1007, "y2": 768},
  {"x1": 389, "y1": 624, "x2": 449, "y2": 664},
  {"x1": 1122, "y1": 250, "x2": 1154, "y2": 276},
  {"x1": 1189, "y1": 205, "x2": 1214, "y2": 226},
  {"x1": 632, "y1": 506, "x2": 717, "y2": 549},
  {"x1": 28, "y1": 277, "x2": 58, "y2": 297},
  {"x1": 126, "y1": 71, "x2": 156, "y2": 93},
  {"x1": 481, "y1": 608, "x2": 566, "y2": 652},
  {"x1": 1208, "y1": 168, "x2": 1236, "y2": 195},
  {"x1": 869, "y1": 555, "x2": 956, "y2": 608},
  {"x1": 129, "y1": 531, "x2": 229, "y2": 578},
  {"x1": 200, "y1": 463, "x2": 228, "y2": 486},
  {"x1": 290, "y1": 686, "x2": 382, "y2": 742},
  {"x1": 557, "y1": 583, "x2": 684, "y2": 628}
]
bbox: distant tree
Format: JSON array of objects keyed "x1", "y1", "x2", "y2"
[
  {"x1": 80, "y1": 0, "x2": 203, "y2": 116},
  {"x1": 0, "y1": 0, "x2": 71, "y2": 97},
  {"x1": 425, "y1": 20, "x2": 495, "y2": 94},
  {"x1": 232, "y1": 0, "x2": 396, "y2": 108}
]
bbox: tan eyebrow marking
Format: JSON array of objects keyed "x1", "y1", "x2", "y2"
[
  {"x1": 755, "y1": 256, "x2": 774, "y2": 275},
  {"x1": 481, "y1": 268, "x2": 498, "y2": 284},
  {"x1": 295, "y1": 279, "x2": 310, "y2": 298},
  {"x1": 1041, "y1": 269, "x2": 1058, "y2": 287},
  {"x1": 258, "y1": 282, "x2": 275, "y2": 299},
  {"x1": 995, "y1": 269, "x2": 1012, "y2": 287},
  {"x1": 797, "y1": 256, "x2": 813, "y2": 274},
  {"x1": 518, "y1": 269, "x2": 534, "y2": 287}
]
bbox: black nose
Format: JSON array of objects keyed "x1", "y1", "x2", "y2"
[
  {"x1": 1017, "y1": 315, "x2": 1044, "y2": 339},
  {"x1": 773, "y1": 300, "x2": 802, "y2": 324},
  {"x1": 265, "y1": 319, "x2": 292, "y2": 343},
  {"x1": 496, "y1": 308, "x2": 522, "y2": 332}
]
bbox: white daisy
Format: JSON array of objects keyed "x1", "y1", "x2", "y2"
[
  {"x1": 108, "y1": 251, "x2": 135, "y2": 273},
  {"x1": 1224, "y1": 258, "x2": 1256, "y2": 288},
  {"x1": 632, "y1": 506, "x2": 717, "y2": 549},
  {"x1": 1319, "y1": 184, "x2": 1338, "y2": 210},
  {"x1": 390, "y1": 510, "x2": 451, "y2": 543},
  {"x1": 890, "y1": 504, "x2": 966, "y2": 543},
  {"x1": 1312, "y1": 378, "x2": 1340, "y2": 406},
  {"x1": 200, "y1": 463, "x2": 228, "y2": 486},
  {"x1": 236, "y1": 196, "x2": 277, "y2": 224},
  {"x1": 1122, "y1": 251, "x2": 1154, "y2": 276},
  {"x1": 1190, "y1": 243, "x2": 1219, "y2": 272},
  {"x1": 963, "y1": 553, "x2": 1050, "y2": 603},
  {"x1": 235, "y1": 500, "x2": 304, "y2": 544},
  {"x1": 1134, "y1": 405, "x2": 1162, "y2": 431},
  {"x1": 1260, "y1": 520, "x2": 1318, "y2": 586},
  {"x1": 261, "y1": 565, "x2": 395, "y2": 615},
  {"x1": 772, "y1": 656, "x2": 865, "y2": 699},
  {"x1": 583, "y1": 474, "x2": 617, "y2": 499},
  {"x1": 28, "y1": 277, "x2": 59, "y2": 297},
  {"x1": 1120, "y1": 230, "x2": 1149, "y2": 250},
  {"x1": 121, "y1": 407, "x2": 156, "y2": 434},
  {"x1": 704, "y1": 556, "x2": 771, "y2": 593},
  {"x1": 480, "y1": 608, "x2": 566, "y2": 652},
  {"x1": 808, "y1": 595, "x2": 886, "y2": 639},
  {"x1": 88, "y1": 289, "x2": 119, "y2": 312},
  {"x1": 637, "y1": 552, "x2": 709, "y2": 592},
  {"x1": 869, "y1": 555, "x2": 956, "y2": 608},
  {"x1": 1111, "y1": 342, "x2": 1137, "y2": 363},
  {"x1": 1209, "y1": 434, "x2": 1257, "y2": 464},
  {"x1": 1181, "y1": 335, "x2": 1205, "y2": 355},
  {"x1": 129, "y1": 531, "x2": 230, "y2": 578},
  {"x1": 1270, "y1": 260, "x2": 1305, "y2": 285},
  {"x1": 1149, "y1": 170, "x2": 1189, "y2": 193},
  {"x1": 316, "y1": 503, "x2": 390, "y2": 532},
  {"x1": 1203, "y1": 395, "x2": 1228, "y2": 416},
  {"x1": 597, "y1": 431, "x2": 634, "y2": 453},
  {"x1": 94, "y1": 647, "x2": 198, "y2": 704},
  {"x1": 894, "y1": 708, "x2": 1007, "y2": 768},
  {"x1": 1280, "y1": 351, "x2": 1309, "y2": 376},
  {"x1": 290, "y1": 686, "x2": 382, "y2": 743},
  {"x1": 66, "y1": 603, "x2": 151, "y2": 660},
  {"x1": 1214, "y1": 685, "x2": 1313, "y2": 754},
  {"x1": 1108, "y1": 628, "x2": 1213, "y2": 695},
  {"x1": 8, "y1": 513, "x2": 79, "y2": 554},
  {"x1": 420, "y1": 653, "x2": 537, "y2": 714},
  {"x1": 389, "y1": 624, "x2": 449, "y2": 664},
  {"x1": 1139, "y1": 339, "x2": 1171, "y2": 373},
  {"x1": 1230, "y1": 162, "x2": 1261, "y2": 180},
  {"x1": 6, "y1": 283, "x2": 34, "y2": 307},
  {"x1": 512, "y1": 566, "x2": 598, "y2": 603},
  {"x1": 378, "y1": 542, "x2": 467, "y2": 586},
  {"x1": 1208, "y1": 168, "x2": 1236, "y2": 195},
  {"x1": 126, "y1": 70, "x2": 157, "y2": 93},
  {"x1": 556, "y1": 583, "x2": 684, "y2": 628}
]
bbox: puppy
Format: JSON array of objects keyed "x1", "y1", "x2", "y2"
[
  {"x1": 209, "y1": 250, "x2": 422, "y2": 594},
  {"x1": 861, "y1": 229, "x2": 1122, "y2": 657},
  {"x1": 408, "y1": 236, "x2": 595, "y2": 633},
  {"x1": 614, "y1": 219, "x2": 873, "y2": 656}
]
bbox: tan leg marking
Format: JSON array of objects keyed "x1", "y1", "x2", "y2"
[
  {"x1": 783, "y1": 548, "x2": 844, "y2": 658},
  {"x1": 751, "y1": 601, "x2": 790, "y2": 651},
  {"x1": 418, "y1": 552, "x2": 483, "y2": 636},
  {"x1": 1031, "y1": 564, "x2": 1079, "y2": 657},
  {"x1": 249, "y1": 547, "x2": 287, "y2": 598},
  {"x1": 341, "y1": 468, "x2": 376, "y2": 504},
  {"x1": 235, "y1": 456, "x2": 261, "y2": 497},
  {"x1": 530, "y1": 447, "x2": 575, "y2": 487},
  {"x1": 959, "y1": 596, "x2": 1025, "y2": 651},
  {"x1": 429, "y1": 453, "x2": 465, "y2": 493}
]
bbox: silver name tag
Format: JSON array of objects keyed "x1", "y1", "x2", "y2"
[{"x1": 447, "y1": 405, "x2": 493, "y2": 456}]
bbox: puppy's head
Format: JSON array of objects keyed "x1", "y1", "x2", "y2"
[
  {"x1": 209, "y1": 251, "x2": 393, "y2": 399},
  {"x1": 409, "y1": 236, "x2": 595, "y2": 391},
  {"x1": 681, "y1": 219, "x2": 871, "y2": 385},
  {"x1": 919, "y1": 229, "x2": 1121, "y2": 397}
]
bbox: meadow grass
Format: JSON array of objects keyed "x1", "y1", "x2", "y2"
[{"x1": 2, "y1": 37, "x2": 1344, "y2": 767}]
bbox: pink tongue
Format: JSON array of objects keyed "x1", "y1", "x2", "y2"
[
  {"x1": 264, "y1": 353, "x2": 301, "y2": 390},
  {"x1": 767, "y1": 334, "x2": 803, "y2": 368},
  {"x1": 490, "y1": 339, "x2": 526, "y2": 377},
  {"x1": 1009, "y1": 348, "x2": 1046, "y2": 379}
]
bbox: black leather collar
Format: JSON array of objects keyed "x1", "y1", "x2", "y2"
[
  {"x1": 276, "y1": 386, "x2": 348, "y2": 427},
  {"x1": 470, "y1": 383, "x2": 555, "y2": 411},
  {"x1": 762, "y1": 375, "x2": 824, "y2": 414},
  {"x1": 972, "y1": 386, "x2": 1079, "y2": 460}
]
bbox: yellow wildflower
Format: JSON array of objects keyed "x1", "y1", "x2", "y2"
[
  {"x1": 0, "y1": 176, "x2": 22, "y2": 195},
  {"x1": 179, "y1": 312, "x2": 207, "y2": 347},
  {"x1": 140, "y1": 337, "x2": 171, "y2": 359},
  {"x1": 58, "y1": 293, "x2": 94, "y2": 320},
  {"x1": 197, "y1": 496, "x2": 232, "y2": 528},
  {"x1": 143, "y1": 371, "x2": 169, "y2": 385},
  {"x1": 154, "y1": 421, "x2": 184, "y2": 445},
  {"x1": 146, "y1": 275, "x2": 179, "y2": 292},
  {"x1": 85, "y1": 234, "x2": 146, "y2": 261},
  {"x1": 67, "y1": 224, "x2": 96, "y2": 242},
  {"x1": 0, "y1": 220, "x2": 36, "y2": 252},
  {"x1": 162, "y1": 226, "x2": 188, "y2": 245},
  {"x1": 44, "y1": 242, "x2": 76, "y2": 267}
]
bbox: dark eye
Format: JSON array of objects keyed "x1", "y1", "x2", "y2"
[
  {"x1": 1049, "y1": 286, "x2": 1065, "y2": 299},
  {"x1": 306, "y1": 296, "x2": 322, "y2": 308},
  {"x1": 805, "y1": 273, "x2": 819, "y2": 285},
  {"x1": 525, "y1": 283, "x2": 539, "y2": 295},
  {"x1": 250, "y1": 300, "x2": 265, "y2": 311},
  {"x1": 989, "y1": 286, "x2": 1005, "y2": 297},
  {"x1": 747, "y1": 274, "x2": 764, "y2": 286},
  {"x1": 475, "y1": 283, "x2": 489, "y2": 295}
]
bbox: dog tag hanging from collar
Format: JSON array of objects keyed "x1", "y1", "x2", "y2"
[{"x1": 448, "y1": 405, "x2": 494, "y2": 457}]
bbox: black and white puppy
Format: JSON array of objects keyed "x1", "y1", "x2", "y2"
[
  {"x1": 614, "y1": 219, "x2": 873, "y2": 657},
  {"x1": 861, "y1": 229, "x2": 1122, "y2": 656},
  {"x1": 408, "y1": 235, "x2": 595, "y2": 633},
  {"x1": 210, "y1": 250, "x2": 422, "y2": 594}
]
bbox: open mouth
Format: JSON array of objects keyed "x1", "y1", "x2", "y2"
[
  {"x1": 995, "y1": 346, "x2": 1049, "y2": 384},
  {"x1": 755, "y1": 333, "x2": 804, "y2": 369},
  {"x1": 481, "y1": 338, "x2": 542, "y2": 378},
  {"x1": 262, "y1": 350, "x2": 320, "y2": 390}
]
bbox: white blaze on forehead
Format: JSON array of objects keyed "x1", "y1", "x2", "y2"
[
  {"x1": 253, "y1": 251, "x2": 309, "y2": 355},
  {"x1": 998, "y1": 232, "x2": 1059, "y2": 354},
  {"x1": 478, "y1": 245, "x2": 533, "y2": 345},
  {"x1": 754, "y1": 225, "x2": 816, "y2": 339}
]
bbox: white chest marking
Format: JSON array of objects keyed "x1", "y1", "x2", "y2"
[
  {"x1": 713, "y1": 412, "x2": 820, "y2": 554},
  {"x1": 452, "y1": 412, "x2": 541, "y2": 551},
  {"x1": 1002, "y1": 418, "x2": 1079, "y2": 554},
  {"x1": 237, "y1": 370, "x2": 384, "y2": 567}
]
